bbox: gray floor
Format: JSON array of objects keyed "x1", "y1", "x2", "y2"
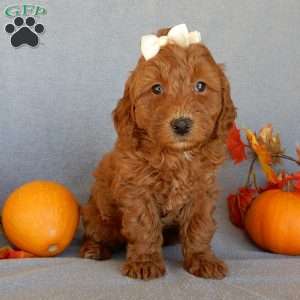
[{"x1": 1, "y1": 193, "x2": 300, "y2": 300}]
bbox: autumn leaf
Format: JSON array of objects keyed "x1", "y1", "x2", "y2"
[
  {"x1": 226, "y1": 123, "x2": 247, "y2": 164},
  {"x1": 246, "y1": 129, "x2": 278, "y2": 184},
  {"x1": 7, "y1": 249, "x2": 35, "y2": 259},
  {"x1": 259, "y1": 171, "x2": 287, "y2": 192},
  {"x1": 258, "y1": 124, "x2": 273, "y2": 142},
  {"x1": 227, "y1": 187, "x2": 257, "y2": 228},
  {"x1": 0, "y1": 247, "x2": 10, "y2": 259},
  {"x1": 0, "y1": 246, "x2": 35, "y2": 259},
  {"x1": 259, "y1": 171, "x2": 300, "y2": 193},
  {"x1": 286, "y1": 172, "x2": 300, "y2": 192},
  {"x1": 258, "y1": 124, "x2": 284, "y2": 164}
]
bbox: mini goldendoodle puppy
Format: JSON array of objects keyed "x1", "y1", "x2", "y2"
[{"x1": 80, "y1": 25, "x2": 236, "y2": 280}]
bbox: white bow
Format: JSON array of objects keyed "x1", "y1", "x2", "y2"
[{"x1": 141, "y1": 24, "x2": 202, "y2": 61}]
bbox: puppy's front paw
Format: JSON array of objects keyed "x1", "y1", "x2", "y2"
[
  {"x1": 122, "y1": 259, "x2": 166, "y2": 280},
  {"x1": 184, "y1": 253, "x2": 228, "y2": 279},
  {"x1": 80, "y1": 239, "x2": 112, "y2": 260}
]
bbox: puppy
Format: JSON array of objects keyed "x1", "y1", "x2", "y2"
[{"x1": 80, "y1": 25, "x2": 236, "y2": 280}]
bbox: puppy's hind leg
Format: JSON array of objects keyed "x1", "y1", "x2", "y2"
[
  {"x1": 80, "y1": 237, "x2": 112, "y2": 260},
  {"x1": 80, "y1": 199, "x2": 123, "y2": 260}
]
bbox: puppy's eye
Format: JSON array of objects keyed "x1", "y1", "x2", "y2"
[
  {"x1": 152, "y1": 84, "x2": 163, "y2": 95},
  {"x1": 194, "y1": 81, "x2": 206, "y2": 93}
]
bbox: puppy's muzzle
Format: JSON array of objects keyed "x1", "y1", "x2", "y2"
[{"x1": 170, "y1": 117, "x2": 193, "y2": 136}]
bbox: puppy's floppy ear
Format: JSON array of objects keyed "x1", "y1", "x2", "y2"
[
  {"x1": 113, "y1": 77, "x2": 135, "y2": 139},
  {"x1": 202, "y1": 67, "x2": 236, "y2": 164},
  {"x1": 215, "y1": 66, "x2": 236, "y2": 140}
]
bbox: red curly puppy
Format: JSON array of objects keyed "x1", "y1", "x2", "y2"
[{"x1": 80, "y1": 26, "x2": 236, "y2": 280}]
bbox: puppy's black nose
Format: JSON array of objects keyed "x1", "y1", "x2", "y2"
[{"x1": 170, "y1": 117, "x2": 193, "y2": 135}]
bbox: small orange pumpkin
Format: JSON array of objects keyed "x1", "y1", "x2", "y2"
[
  {"x1": 2, "y1": 180, "x2": 79, "y2": 257},
  {"x1": 245, "y1": 189, "x2": 300, "y2": 255}
]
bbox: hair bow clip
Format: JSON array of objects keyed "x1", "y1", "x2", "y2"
[{"x1": 141, "y1": 24, "x2": 201, "y2": 61}]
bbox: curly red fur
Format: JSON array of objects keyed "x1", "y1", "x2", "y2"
[{"x1": 80, "y1": 27, "x2": 236, "y2": 280}]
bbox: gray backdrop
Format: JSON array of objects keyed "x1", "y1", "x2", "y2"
[{"x1": 1, "y1": 0, "x2": 299, "y2": 204}]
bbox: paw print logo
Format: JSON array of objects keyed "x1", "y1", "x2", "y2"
[{"x1": 5, "y1": 17, "x2": 45, "y2": 47}]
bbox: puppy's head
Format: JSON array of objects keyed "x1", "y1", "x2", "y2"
[{"x1": 113, "y1": 27, "x2": 236, "y2": 152}]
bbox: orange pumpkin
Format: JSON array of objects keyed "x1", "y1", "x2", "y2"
[
  {"x1": 2, "y1": 180, "x2": 79, "y2": 257},
  {"x1": 245, "y1": 189, "x2": 300, "y2": 255}
]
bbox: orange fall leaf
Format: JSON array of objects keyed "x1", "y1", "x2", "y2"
[
  {"x1": 287, "y1": 172, "x2": 300, "y2": 192},
  {"x1": 259, "y1": 172, "x2": 300, "y2": 193},
  {"x1": 0, "y1": 246, "x2": 35, "y2": 259},
  {"x1": 246, "y1": 129, "x2": 278, "y2": 184},
  {"x1": 226, "y1": 123, "x2": 247, "y2": 164}
]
